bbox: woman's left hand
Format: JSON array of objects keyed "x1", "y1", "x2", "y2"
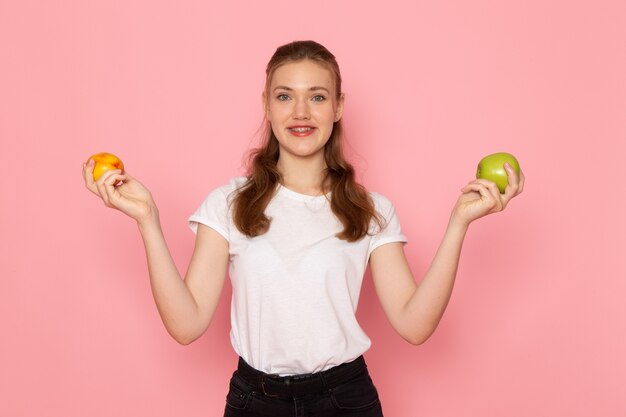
[{"x1": 452, "y1": 162, "x2": 525, "y2": 226}]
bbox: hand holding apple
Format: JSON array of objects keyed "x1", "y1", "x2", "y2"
[{"x1": 451, "y1": 153, "x2": 525, "y2": 226}]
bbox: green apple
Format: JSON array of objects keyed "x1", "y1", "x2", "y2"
[{"x1": 476, "y1": 152, "x2": 520, "y2": 193}]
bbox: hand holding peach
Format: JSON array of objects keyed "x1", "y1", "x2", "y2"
[{"x1": 83, "y1": 153, "x2": 157, "y2": 224}]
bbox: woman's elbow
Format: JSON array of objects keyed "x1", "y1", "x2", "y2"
[
  {"x1": 403, "y1": 333, "x2": 429, "y2": 346},
  {"x1": 168, "y1": 325, "x2": 206, "y2": 346},
  {"x1": 401, "y1": 325, "x2": 437, "y2": 345},
  {"x1": 175, "y1": 335, "x2": 197, "y2": 346}
]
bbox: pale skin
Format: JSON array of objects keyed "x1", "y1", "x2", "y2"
[{"x1": 83, "y1": 59, "x2": 524, "y2": 346}]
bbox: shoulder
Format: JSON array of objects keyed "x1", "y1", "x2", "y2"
[
  {"x1": 221, "y1": 176, "x2": 248, "y2": 194},
  {"x1": 367, "y1": 191, "x2": 404, "y2": 232},
  {"x1": 369, "y1": 191, "x2": 397, "y2": 214},
  {"x1": 366, "y1": 191, "x2": 407, "y2": 241},
  {"x1": 189, "y1": 177, "x2": 249, "y2": 235}
]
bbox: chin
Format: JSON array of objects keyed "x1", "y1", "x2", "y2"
[{"x1": 278, "y1": 142, "x2": 326, "y2": 159}]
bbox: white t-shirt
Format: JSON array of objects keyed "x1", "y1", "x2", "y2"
[{"x1": 188, "y1": 177, "x2": 407, "y2": 375}]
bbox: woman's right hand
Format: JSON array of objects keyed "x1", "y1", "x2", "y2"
[{"x1": 83, "y1": 159, "x2": 158, "y2": 224}]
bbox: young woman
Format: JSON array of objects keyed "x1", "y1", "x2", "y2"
[{"x1": 83, "y1": 40, "x2": 524, "y2": 416}]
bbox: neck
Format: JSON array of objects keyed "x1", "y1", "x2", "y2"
[{"x1": 277, "y1": 153, "x2": 328, "y2": 196}]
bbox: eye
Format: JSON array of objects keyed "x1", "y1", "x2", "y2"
[
  {"x1": 311, "y1": 95, "x2": 326, "y2": 102},
  {"x1": 276, "y1": 94, "x2": 290, "y2": 101}
]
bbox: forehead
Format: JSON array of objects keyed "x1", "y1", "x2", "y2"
[{"x1": 270, "y1": 60, "x2": 335, "y2": 90}]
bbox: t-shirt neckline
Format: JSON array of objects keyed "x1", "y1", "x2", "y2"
[{"x1": 277, "y1": 184, "x2": 330, "y2": 202}]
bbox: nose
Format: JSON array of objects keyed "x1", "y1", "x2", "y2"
[{"x1": 292, "y1": 99, "x2": 310, "y2": 119}]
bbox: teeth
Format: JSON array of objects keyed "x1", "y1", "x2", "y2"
[{"x1": 290, "y1": 127, "x2": 312, "y2": 132}]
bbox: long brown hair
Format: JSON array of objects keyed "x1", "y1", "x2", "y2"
[{"x1": 232, "y1": 40, "x2": 382, "y2": 242}]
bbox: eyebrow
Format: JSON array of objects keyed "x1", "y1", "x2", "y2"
[{"x1": 273, "y1": 86, "x2": 331, "y2": 93}]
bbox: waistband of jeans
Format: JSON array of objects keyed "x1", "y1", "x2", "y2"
[{"x1": 235, "y1": 356, "x2": 367, "y2": 398}]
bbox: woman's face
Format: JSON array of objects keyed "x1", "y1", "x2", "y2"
[{"x1": 265, "y1": 59, "x2": 344, "y2": 163}]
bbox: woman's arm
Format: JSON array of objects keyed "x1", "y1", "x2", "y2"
[
  {"x1": 369, "y1": 220, "x2": 467, "y2": 345},
  {"x1": 139, "y1": 218, "x2": 228, "y2": 345},
  {"x1": 370, "y1": 163, "x2": 525, "y2": 345},
  {"x1": 83, "y1": 160, "x2": 229, "y2": 345}
]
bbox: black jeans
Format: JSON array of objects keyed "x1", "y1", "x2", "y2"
[{"x1": 223, "y1": 356, "x2": 384, "y2": 416}]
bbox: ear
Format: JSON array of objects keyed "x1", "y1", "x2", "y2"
[
  {"x1": 262, "y1": 92, "x2": 269, "y2": 117},
  {"x1": 334, "y1": 93, "x2": 345, "y2": 122}
]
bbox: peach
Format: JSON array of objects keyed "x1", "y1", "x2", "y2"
[{"x1": 88, "y1": 152, "x2": 124, "y2": 181}]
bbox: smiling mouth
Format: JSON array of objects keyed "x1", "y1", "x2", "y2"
[
  {"x1": 289, "y1": 127, "x2": 315, "y2": 133},
  {"x1": 288, "y1": 126, "x2": 316, "y2": 137}
]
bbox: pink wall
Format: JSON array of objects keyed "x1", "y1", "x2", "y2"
[{"x1": 1, "y1": 1, "x2": 624, "y2": 416}]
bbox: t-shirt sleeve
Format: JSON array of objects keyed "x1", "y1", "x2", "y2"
[
  {"x1": 368, "y1": 193, "x2": 408, "y2": 256},
  {"x1": 188, "y1": 186, "x2": 231, "y2": 242}
]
